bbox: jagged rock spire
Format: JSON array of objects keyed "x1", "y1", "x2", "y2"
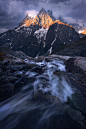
[
  {"x1": 37, "y1": 7, "x2": 47, "y2": 16},
  {"x1": 47, "y1": 10, "x2": 56, "y2": 21},
  {"x1": 19, "y1": 7, "x2": 73, "y2": 29}
]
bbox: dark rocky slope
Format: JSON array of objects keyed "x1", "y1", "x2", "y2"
[
  {"x1": 52, "y1": 36, "x2": 86, "y2": 57},
  {"x1": 43, "y1": 23, "x2": 79, "y2": 55},
  {"x1": 0, "y1": 23, "x2": 80, "y2": 57}
]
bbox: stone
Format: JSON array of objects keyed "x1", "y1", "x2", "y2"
[
  {"x1": 5, "y1": 70, "x2": 13, "y2": 75},
  {"x1": 5, "y1": 83, "x2": 15, "y2": 93},
  {"x1": 65, "y1": 105, "x2": 85, "y2": 128},
  {"x1": 28, "y1": 77, "x2": 36, "y2": 84},
  {"x1": 0, "y1": 75, "x2": 7, "y2": 82},
  {"x1": 0, "y1": 67, "x2": 3, "y2": 73},
  {"x1": 65, "y1": 57, "x2": 86, "y2": 97},
  {"x1": 27, "y1": 64, "x2": 39, "y2": 70},
  {"x1": 45, "y1": 58, "x2": 52, "y2": 62},
  {"x1": 2, "y1": 60, "x2": 9, "y2": 65},
  {"x1": 34, "y1": 90, "x2": 62, "y2": 106},
  {"x1": 6, "y1": 76, "x2": 18, "y2": 83},
  {"x1": 31, "y1": 66, "x2": 44, "y2": 74},
  {"x1": 53, "y1": 70, "x2": 65, "y2": 76},
  {"x1": 15, "y1": 76, "x2": 29, "y2": 88},
  {"x1": 10, "y1": 64, "x2": 24, "y2": 71},
  {"x1": 68, "y1": 94, "x2": 86, "y2": 115},
  {"x1": 0, "y1": 83, "x2": 15, "y2": 101},
  {"x1": 35, "y1": 56, "x2": 45, "y2": 62}
]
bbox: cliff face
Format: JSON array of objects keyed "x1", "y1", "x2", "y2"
[{"x1": 52, "y1": 36, "x2": 86, "y2": 57}]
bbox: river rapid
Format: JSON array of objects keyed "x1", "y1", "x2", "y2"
[{"x1": 0, "y1": 56, "x2": 83, "y2": 129}]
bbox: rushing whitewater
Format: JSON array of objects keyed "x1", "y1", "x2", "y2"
[
  {"x1": 34, "y1": 58, "x2": 74, "y2": 102},
  {"x1": 0, "y1": 57, "x2": 81, "y2": 129}
]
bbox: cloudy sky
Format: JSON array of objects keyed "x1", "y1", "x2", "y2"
[{"x1": 0, "y1": 0, "x2": 86, "y2": 33}]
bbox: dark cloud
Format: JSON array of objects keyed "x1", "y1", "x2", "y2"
[
  {"x1": 67, "y1": 0, "x2": 86, "y2": 25},
  {"x1": 16, "y1": 0, "x2": 70, "y2": 4},
  {"x1": 73, "y1": 0, "x2": 86, "y2": 19},
  {"x1": 49, "y1": 0, "x2": 70, "y2": 4},
  {"x1": 0, "y1": 0, "x2": 26, "y2": 32},
  {"x1": 15, "y1": 0, "x2": 40, "y2": 5}
]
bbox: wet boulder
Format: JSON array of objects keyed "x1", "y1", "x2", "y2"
[
  {"x1": 0, "y1": 75, "x2": 7, "y2": 83},
  {"x1": 65, "y1": 105, "x2": 86, "y2": 128},
  {"x1": 0, "y1": 67, "x2": 3, "y2": 73},
  {"x1": 34, "y1": 90, "x2": 62, "y2": 108},
  {"x1": 35, "y1": 56, "x2": 45, "y2": 62},
  {"x1": 6, "y1": 76, "x2": 18, "y2": 83},
  {"x1": 0, "y1": 83, "x2": 15, "y2": 101},
  {"x1": 26, "y1": 64, "x2": 39, "y2": 70},
  {"x1": 65, "y1": 57, "x2": 86, "y2": 97},
  {"x1": 31, "y1": 66, "x2": 44, "y2": 74},
  {"x1": 68, "y1": 93, "x2": 86, "y2": 115},
  {"x1": 10, "y1": 64, "x2": 24, "y2": 71}
]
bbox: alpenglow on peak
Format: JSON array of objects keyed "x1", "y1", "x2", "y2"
[{"x1": 19, "y1": 8, "x2": 73, "y2": 29}]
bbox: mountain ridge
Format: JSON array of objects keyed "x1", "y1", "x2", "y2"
[
  {"x1": 58, "y1": 15, "x2": 86, "y2": 35},
  {"x1": 19, "y1": 8, "x2": 73, "y2": 29},
  {"x1": 0, "y1": 8, "x2": 80, "y2": 57}
]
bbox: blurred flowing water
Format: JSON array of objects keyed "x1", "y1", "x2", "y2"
[{"x1": 0, "y1": 57, "x2": 81, "y2": 129}]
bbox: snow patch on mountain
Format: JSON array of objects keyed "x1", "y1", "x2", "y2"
[
  {"x1": 78, "y1": 29, "x2": 86, "y2": 34},
  {"x1": 78, "y1": 30, "x2": 85, "y2": 34},
  {"x1": 34, "y1": 28, "x2": 48, "y2": 45},
  {"x1": 49, "y1": 47, "x2": 52, "y2": 54},
  {"x1": 15, "y1": 24, "x2": 27, "y2": 32},
  {"x1": 51, "y1": 37, "x2": 56, "y2": 46},
  {"x1": 0, "y1": 33, "x2": 6, "y2": 38},
  {"x1": 15, "y1": 25, "x2": 33, "y2": 37}
]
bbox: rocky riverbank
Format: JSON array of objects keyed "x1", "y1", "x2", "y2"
[
  {"x1": 0, "y1": 51, "x2": 39, "y2": 101},
  {"x1": 0, "y1": 52, "x2": 86, "y2": 129}
]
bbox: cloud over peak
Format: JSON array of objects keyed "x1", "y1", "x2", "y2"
[{"x1": 25, "y1": 10, "x2": 38, "y2": 18}]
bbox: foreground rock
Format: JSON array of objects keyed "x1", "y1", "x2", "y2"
[
  {"x1": 65, "y1": 57, "x2": 86, "y2": 98},
  {"x1": 0, "y1": 52, "x2": 37, "y2": 101},
  {"x1": 34, "y1": 89, "x2": 86, "y2": 128}
]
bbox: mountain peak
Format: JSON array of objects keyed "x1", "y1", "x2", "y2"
[
  {"x1": 47, "y1": 10, "x2": 56, "y2": 21},
  {"x1": 37, "y1": 8, "x2": 47, "y2": 16},
  {"x1": 40, "y1": 7, "x2": 46, "y2": 13},
  {"x1": 19, "y1": 8, "x2": 73, "y2": 29}
]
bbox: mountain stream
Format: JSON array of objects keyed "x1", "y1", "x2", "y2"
[{"x1": 0, "y1": 57, "x2": 83, "y2": 129}]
